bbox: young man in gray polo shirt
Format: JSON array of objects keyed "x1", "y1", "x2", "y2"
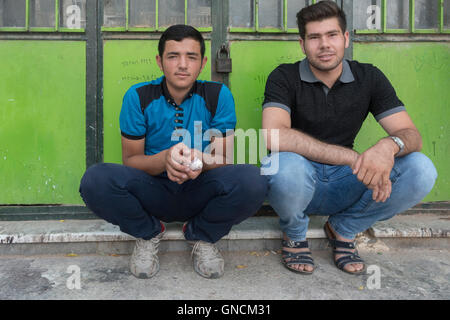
[{"x1": 262, "y1": 1, "x2": 437, "y2": 275}]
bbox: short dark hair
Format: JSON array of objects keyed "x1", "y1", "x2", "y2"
[
  {"x1": 158, "y1": 24, "x2": 205, "y2": 58},
  {"x1": 296, "y1": 1, "x2": 347, "y2": 39}
]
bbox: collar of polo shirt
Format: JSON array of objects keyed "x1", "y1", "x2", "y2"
[{"x1": 299, "y1": 58, "x2": 355, "y2": 84}]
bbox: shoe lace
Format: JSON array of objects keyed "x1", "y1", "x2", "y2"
[
  {"x1": 134, "y1": 234, "x2": 162, "y2": 260},
  {"x1": 191, "y1": 241, "x2": 222, "y2": 262}
]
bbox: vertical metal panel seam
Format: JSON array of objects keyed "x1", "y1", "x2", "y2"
[
  {"x1": 185, "y1": 0, "x2": 188, "y2": 25},
  {"x1": 156, "y1": 0, "x2": 159, "y2": 30},
  {"x1": 85, "y1": 0, "x2": 99, "y2": 168},
  {"x1": 125, "y1": 0, "x2": 129, "y2": 30},
  {"x1": 255, "y1": 0, "x2": 259, "y2": 32},
  {"x1": 410, "y1": 0, "x2": 415, "y2": 33},
  {"x1": 97, "y1": 0, "x2": 104, "y2": 163},
  {"x1": 26, "y1": 0, "x2": 30, "y2": 30},
  {"x1": 211, "y1": 0, "x2": 229, "y2": 86},
  {"x1": 55, "y1": 0, "x2": 59, "y2": 31},
  {"x1": 342, "y1": 0, "x2": 353, "y2": 61}
]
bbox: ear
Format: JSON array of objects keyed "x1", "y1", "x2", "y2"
[
  {"x1": 344, "y1": 30, "x2": 350, "y2": 49},
  {"x1": 299, "y1": 38, "x2": 306, "y2": 55},
  {"x1": 199, "y1": 56, "x2": 208, "y2": 73},
  {"x1": 156, "y1": 55, "x2": 163, "y2": 72}
]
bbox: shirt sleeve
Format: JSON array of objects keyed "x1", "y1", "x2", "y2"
[
  {"x1": 262, "y1": 66, "x2": 294, "y2": 114},
  {"x1": 210, "y1": 85, "x2": 237, "y2": 135},
  {"x1": 119, "y1": 86, "x2": 146, "y2": 140},
  {"x1": 369, "y1": 66, "x2": 406, "y2": 121}
]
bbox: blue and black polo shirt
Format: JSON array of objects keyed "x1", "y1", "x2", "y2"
[{"x1": 120, "y1": 76, "x2": 236, "y2": 156}]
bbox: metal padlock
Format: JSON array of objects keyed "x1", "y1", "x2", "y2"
[{"x1": 215, "y1": 44, "x2": 232, "y2": 73}]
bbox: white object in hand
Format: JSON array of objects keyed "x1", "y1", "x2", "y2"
[{"x1": 189, "y1": 157, "x2": 203, "y2": 171}]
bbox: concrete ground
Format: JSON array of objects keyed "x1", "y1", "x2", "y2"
[{"x1": 0, "y1": 247, "x2": 449, "y2": 300}]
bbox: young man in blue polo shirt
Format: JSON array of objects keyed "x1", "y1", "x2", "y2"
[
  {"x1": 79, "y1": 25, "x2": 267, "y2": 279},
  {"x1": 262, "y1": 1, "x2": 437, "y2": 275}
]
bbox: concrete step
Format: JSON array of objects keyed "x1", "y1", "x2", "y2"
[{"x1": 1, "y1": 212, "x2": 449, "y2": 256}]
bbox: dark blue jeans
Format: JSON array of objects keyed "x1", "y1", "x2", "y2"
[{"x1": 79, "y1": 163, "x2": 268, "y2": 243}]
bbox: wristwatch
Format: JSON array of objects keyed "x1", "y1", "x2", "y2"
[{"x1": 389, "y1": 136, "x2": 405, "y2": 156}]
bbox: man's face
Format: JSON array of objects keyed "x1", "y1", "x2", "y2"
[
  {"x1": 299, "y1": 17, "x2": 349, "y2": 72},
  {"x1": 156, "y1": 38, "x2": 207, "y2": 93}
]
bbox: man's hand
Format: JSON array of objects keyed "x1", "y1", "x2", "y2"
[
  {"x1": 165, "y1": 143, "x2": 204, "y2": 184},
  {"x1": 184, "y1": 148, "x2": 204, "y2": 181},
  {"x1": 352, "y1": 138, "x2": 397, "y2": 202},
  {"x1": 165, "y1": 143, "x2": 192, "y2": 184}
]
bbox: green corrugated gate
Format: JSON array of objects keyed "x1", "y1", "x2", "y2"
[
  {"x1": 0, "y1": 40, "x2": 86, "y2": 204},
  {"x1": 0, "y1": 0, "x2": 448, "y2": 220}
]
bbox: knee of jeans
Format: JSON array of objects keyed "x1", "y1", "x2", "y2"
[
  {"x1": 79, "y1": 163, "x2": 112, "y2": 196},
  {"x1": 403, "y1": 152, "x2": 438, "y2": 196},
  {"x1": 266, "y1": 152, "x2": 315, "y2": 193},
  {"x1": 234, "y1": 165, "x2": 268, "y2": 204}
]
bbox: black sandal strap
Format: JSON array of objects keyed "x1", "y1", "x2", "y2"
[
  {"x1": 328, "y1": 238, "x2": 356, "y2": 250},
  {"x1": 286, "y1": 259, "x2": 315, "y2": 267},
  {"x1": 281, "y1": 240, "x2": 309, "y2": 249},
  {"x1": 282, "y1": 250, "x2": 312, "y2": 257},
  {"x1": 335, "y1": 255, "x2": 365, "y2": 269},
  {"x1": 283, "y1": 252, "x2": 315, "y2": 267},
  {"x1": 333, "y1": 249, "x2": 360, "y2": 255}
]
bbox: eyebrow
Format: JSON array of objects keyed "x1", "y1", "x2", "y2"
[
  {"x1": 166, "y1": 51, "x2": 200, "y2": 56},
  {"x1": 307, "y1": 29, "x2": 340, "y2": 37}
]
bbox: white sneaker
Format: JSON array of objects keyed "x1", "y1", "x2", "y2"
[
  {"x1": 129, "y1": 227, "x2": 165, "y2": 279},
  {"x1": 189, "y1": 240, "x2": 224, "y2": 279}
]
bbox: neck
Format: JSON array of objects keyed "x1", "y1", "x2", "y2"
[
  {"x1": 168, "y1": 86, "x2": 190, "y2": 106},
  {"x1": 309, "y1": 62, "x2": 343, "y2": 89},
  {"x1": 165, "y1": 80, "x2": 193, "y2": 106}
]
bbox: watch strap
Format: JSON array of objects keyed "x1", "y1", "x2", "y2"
[{"x1": 389, "y1": 136, "x2": 404, "y2": 156}]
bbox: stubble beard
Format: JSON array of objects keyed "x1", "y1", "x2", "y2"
[{"x1": 308, "y1": 54, "x2": 344, "y2": 73}]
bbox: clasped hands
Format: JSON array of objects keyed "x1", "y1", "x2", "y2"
[
  {"x1": 351, "y1": 139, "x2": 396, "y2": 203},
  {"x1": 165, "y1": 143, "x2": 204, "y2": 184}
]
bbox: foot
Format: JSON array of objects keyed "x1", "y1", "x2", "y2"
[
  {"x1": 189, "y1": 240, "x2": 224, "y2": 279},
  {"x1": 326, "y1": 223, "x2": 364, "y2": 273},
  {"x1": 129, "y1": 224, "x2": 165, "y2": 279},
  {"x1": 282, "y1": 234, "x2": 314, "y2": 273}
]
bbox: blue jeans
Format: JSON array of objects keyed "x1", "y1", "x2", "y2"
[
  {"x1": 79, "y1": 163, "x2": 267, "y2": 243},
  {"x1": 262, "y1": 152, "x2": 437, "y2": 241}
]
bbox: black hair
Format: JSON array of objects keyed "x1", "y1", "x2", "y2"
[
  {"x1": 158, "y1": 24, "x2": 205, "y2": 58},
  {"x1": 296, "y1": 1, "x2": 347, "y2": 39}
]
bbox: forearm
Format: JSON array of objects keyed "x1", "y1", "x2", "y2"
[
  {"x1": 268, "y1": 127, "x2": 358, "y2": 166},
  {"x1": 122, "y1": 150, "x2": 168, "y2": 176},
  {"x1": 201, "y1": 153, "x2": 230, "y2": 172},
  {"x1": 387, "y1": 128, "x2": 422, "y2": 157},
  {"x1": 200, "y1": 135, "x2": 234, "y2": 172}
]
